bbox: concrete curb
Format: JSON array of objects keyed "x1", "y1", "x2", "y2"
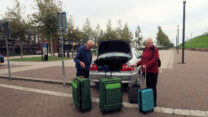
[
  {"x1": 0, "y1": 75, "x2": 72, "y2": 86},
  {"x1": 185, "y1": 48, "x2": 208, "y2": 52},
  {"x1": 0, "y1": 75, "x2": 97, "y2": 88}
]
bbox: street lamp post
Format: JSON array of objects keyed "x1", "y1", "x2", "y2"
[
  {"x1": 176, "y1": 34, "x2": 177, "y2": 51},
  {"x1": 177, "y1": 25, "x2": 179, "y2": 54},
  {"x1": 182, "y1": 0, "x2": 186, "y2": 64}
]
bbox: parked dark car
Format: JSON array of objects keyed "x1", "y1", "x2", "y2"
[
  {"x1": 0, "y1": 53, "x2": 4, "y2": 64},
  {"x1": 89, "y1": 40, "x2": 142, "y2": 86}
]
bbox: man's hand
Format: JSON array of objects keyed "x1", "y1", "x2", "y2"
[{"x1": 80, "y1": 61, "x2": 85, "y2": 68}]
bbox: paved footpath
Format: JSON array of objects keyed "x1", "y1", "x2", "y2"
[
  {"x1": 0, "y1": 50, "x2": 174, "y2": 83},
  {"x1": 156, "y1": 50, "x2": 208, "y2": 116},
  {"x1": 0, "y1": 50, "x2": 208, "y2": 117}
]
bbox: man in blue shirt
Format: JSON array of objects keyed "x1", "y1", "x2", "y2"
[
  {"x1": 0, "y1": 53, "x2": 4, "y2": 64},
  {"x1": 74, "y1": 40, "x2": 94, "y2": 78}
]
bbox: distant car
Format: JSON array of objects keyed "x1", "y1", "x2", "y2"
[
  {"x1": 89, "y1": 40, "x2": 142, "y2": 86},
  {"x1": 0, "y1": 53, "x2": 4, "y2": 64}
]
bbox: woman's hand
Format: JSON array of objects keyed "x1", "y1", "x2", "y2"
[
  {"x1": 142, "y1": 65, "x2": 146, "y2": 69},
  {"x1": 132, "y1": 64, "x2": 137, "y2": 67}
]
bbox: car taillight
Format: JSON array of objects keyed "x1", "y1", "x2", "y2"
[
  {"x1": 90, "y1": 64, "x2": 98, "y2": 70},
  {"x1": 121, "y1": 64, "x2": 135, "y2": 71}
]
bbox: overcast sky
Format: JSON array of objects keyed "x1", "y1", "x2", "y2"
[{"x1": 1, "y1": 0, "x2": 208, "y2": 45}]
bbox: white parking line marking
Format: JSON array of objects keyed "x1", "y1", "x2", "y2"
[
  {"x1": 0, "y1": 83, "x2": 72, "y2": 98},
  {"x1": 0, "y1": 83, "x2": 208, "y2": 117},
  {"x1": 154, "y1": 107, "x2": 208, "y2": 117}
]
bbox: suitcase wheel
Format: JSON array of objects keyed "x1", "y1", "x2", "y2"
[
  {"x1": 143, "y1": 112, "x2": 147, "y2": 115},
  {"x1": 129, "y1": 101, "x2": 134, "y2": 104},
  {"x1": 102, "y1": 111, "x2": 106, "y2": 115},
  {"x1": 118, "y1": 108, "x2": 122, "y2": 112},
  {"x1": 140, "y1": 109, "x2": 154, "y2": 114},
  {"x1": 129, "y1": 100, "x2": 138, "y2": 104}
]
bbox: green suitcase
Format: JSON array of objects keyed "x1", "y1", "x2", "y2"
[
  {"x1": 99, "y1": 77, "x2": 122, "y2": 113},
  {"x1": 72, "y1": 76, "x2": 92, "y2": 112}
]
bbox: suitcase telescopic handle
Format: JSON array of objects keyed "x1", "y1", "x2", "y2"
[
  {"x1": 103, "y1": 65, "x2": 112, "y2": 78},
  {"x1": 104, "y1": 71, "x2": 112, "y2": 78},
  {"x1": 140, "y1": 67, "x2": 147, "y2": 89},
  {"x1": 139, "y1": 68, "x2": 142, "y2": 88},
  {"x1": 145, "y1": 67, "x2": 146, "y2": 79},
  {"x1": 137, "y1": 67, "x2": 142, "y2": 84}
]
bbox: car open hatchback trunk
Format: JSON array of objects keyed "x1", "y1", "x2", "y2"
[{"x1": 95, "y1": 40, "x2": 132, "y2": 71}]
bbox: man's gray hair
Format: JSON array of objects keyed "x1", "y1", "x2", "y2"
[{"x1": 87, "y1": 40, "x2": 95, "y2": 46}]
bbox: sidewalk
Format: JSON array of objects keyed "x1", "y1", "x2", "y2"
[
  {"x1": 0, "y1": 56, "x2": 97, "y2": 74},
  {"x1": 157, "y1": 50, "x2": 208, "y2": 111}
]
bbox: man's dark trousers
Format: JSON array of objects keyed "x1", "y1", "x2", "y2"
[{"x1": 76, "y1": 70, "x2": 89, "y2": 78}]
